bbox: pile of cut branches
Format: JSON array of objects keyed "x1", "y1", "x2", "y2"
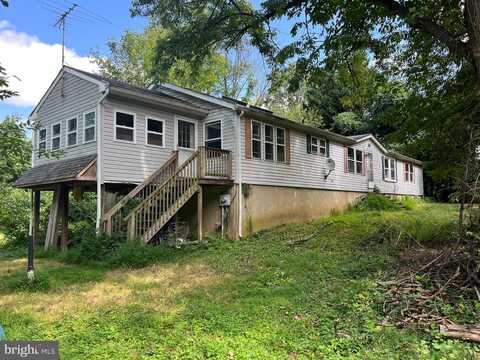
[{"x1": 379, "y1": 246, "x2": 479, "y2": 331}]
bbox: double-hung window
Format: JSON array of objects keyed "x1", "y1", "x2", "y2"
[
  {"x1": 252, "y1": 121, "x2": 262, "y2": 159},
  {"x1": 84, "y1": 111, "x2": 96, "y2": 143},
  {"x1": 66, "y1": 117, "x2": 77, "y2": 147},
  {"x1": 383, "y1": 157, "x2": 397, "y2": 181},
  {"x1": 115, "y1": 111, "x2": 135, "y2": 142},
  {"x1": 405, "y1": 163, "x2": 414, "y2": 182},
  {"x1": 38, "y1": 128, "x2": 47, "y2": 152},
  {"x1": 51, "y1": 123, "x2": 61, "y2": 150},
  {"x1": 308, "y1": 135, "x2": 327, "y2": 156},
  {"x1": 146, "y1": 118, "x2": 164, "y2": 147},
  {"x1": 264, "y1": 124, "x2": 274, "y2": 161},
  {"x1": 347, "y1": 147, "x2": 363, "y2": 174},
  {"x1": 276, "y1": 128, "x2": 286, "y2": 162},
  {"x1": 205, "y1": 121, "x2": 221, "y2": 149},
  {"x1": 251, "y1": 121, "x2": 286, "y2": 163}
]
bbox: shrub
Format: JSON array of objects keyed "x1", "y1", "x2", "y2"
[
  {"x1": 0, "y1": 186, "x2": 30, "y2": 248},
  {"x1": 351, "y1": 194, "x2": 400, "y2": 212},
  {"x1": 69, "y1": 220, "x2": 96, "y2": 247},
  {"x1": 106, "y1": 240, "x2": 158, "y2": 268},
  {"x1": 63, "y1": 232, "x2": 126, "y2": 264}
]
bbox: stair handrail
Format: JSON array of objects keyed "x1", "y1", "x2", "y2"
[
  {"x1": 103, "y1": 151, "x2": 178, "y2": 233},
  {"x1": 124, "y1": 149, "x2": 199, "y2": 222}
]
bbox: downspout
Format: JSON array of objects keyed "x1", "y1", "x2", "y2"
[
  {"x1": 235, "y1": 110, "x2": 244, "y2": 238},
  {"x1": 95, "y1": 85, "x2": 109, "y2": 232}
]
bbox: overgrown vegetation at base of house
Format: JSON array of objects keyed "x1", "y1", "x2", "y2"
[{"x1": 0, "y1": 203, "x2": 478, "y2": 359}]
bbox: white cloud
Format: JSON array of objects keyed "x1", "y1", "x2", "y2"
[{"x1": 0, "y1": 21, "x2": 98, "y2": 107}]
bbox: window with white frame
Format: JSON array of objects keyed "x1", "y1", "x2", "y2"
[
  {"x1": 38, "y1": 128, "x2": 47, "y2": 152},
  {"x1": 146, "y1": 118, "x2": 164, "y2": 147},
  {"x1": 177, "y1": 119, "x2": 195, "y2": 149},
  {"x1": 66, "y1": 117, "x2": 77, "y2": 147},
  {"x1": 276, "y1": 128, "x2": 285, "y2": 162},
  {"x1": 309, "y1": 136, "x2": 327, "y2": 156},
  {"x1": 84, "y1": 111, "x2": 96, "y2": 142},
  {"x1": 383, "y1": 156, "x2": 397, "y2": 181},
  {"x1": 51, "y1": 123, "x2": 61, "y2": 150},
  {"x1": 252, "y1": 121, "x2": 262, "y2": 159},
  {"x1": 347, "y1": 147, "x2": 363, "y2": 174},
  {"x1": 405, "y1": 163, "x2": 414, "y2": 182},
  {"x1": 115, "y1": 111, "x2": 135, "y2": 142},
  {"x1": 264, "y1": 124, "x2": 274, "y2": 161},
  {"x1": 251, "y1": 121, "x2": 286, "y2": 163},
  {"x1": 205, "y1": 121, "x2": 221, "y2": 149}
]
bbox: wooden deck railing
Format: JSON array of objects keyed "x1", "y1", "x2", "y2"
[
  {"x1": 104, "y1": 146, "x2": 232, "y2": 242},
  {"x1": 200, "y1": 146, "x2": 232, "y2": 179},
  {"x1": 125, "y1": 150, "x2": 199, "y2": 241},
  {"x1": 103, "y1": 151, "x2": 178, "y2": 235}
]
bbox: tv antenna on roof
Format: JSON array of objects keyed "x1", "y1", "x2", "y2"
[{"x1": 53, "y1": 3, "x2": 77, "y2": 65}]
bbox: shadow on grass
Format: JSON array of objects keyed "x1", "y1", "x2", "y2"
[{"x1": 0, "y1": 261, "x2": 108, "y2": 295}]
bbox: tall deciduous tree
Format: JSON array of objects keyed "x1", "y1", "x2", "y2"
[{"x1": 92, "y1": 24, "x2": 258, "y2": 101}]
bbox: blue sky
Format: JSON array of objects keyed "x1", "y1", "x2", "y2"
[
  {"x1": 0, "y1": 0, "x2": 147, "y2": 119},
  {"x1": 0, "y1": 0, "x2": 299, "y2": 121}
]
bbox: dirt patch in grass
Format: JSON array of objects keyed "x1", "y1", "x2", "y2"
[{"x1": 0, "y1": 259, "x2": 225, "y2": 321}]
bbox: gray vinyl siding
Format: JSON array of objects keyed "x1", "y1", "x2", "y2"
[
  {"x1": 364, "y1": 139, "x2": 424, "y2": 196},
  {"x1": 203, "y1": 108, "x2": 237, "y2": 180},
  {"x1": 33, "y1": 72, "x2": 101, "y2": 167},
  {"x1": 240, "y1": 117, "x2": 424, "y2": 196},
  {"x1": 101, "y1": 99, "x2": 237, "y2": 184}
]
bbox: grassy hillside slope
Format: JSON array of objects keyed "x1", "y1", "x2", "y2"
[{"x1": 0, "y1": 203, "x2": 478, "y2": 359}]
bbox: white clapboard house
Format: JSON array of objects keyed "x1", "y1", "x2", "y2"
[{"x1": 14, "y1": 66, "x2": 424, "y2": 247}]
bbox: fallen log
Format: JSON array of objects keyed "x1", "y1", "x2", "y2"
[{"x1": 440, "y1": 324, "x2": 480, "y2": 342}]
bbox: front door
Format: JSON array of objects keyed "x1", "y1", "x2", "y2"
[{"x1": 176, "y1": 118, "x2": 196, "y2": 164}]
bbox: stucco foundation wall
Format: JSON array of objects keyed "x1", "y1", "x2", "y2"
[
  {"x1": 242, "y1": 184, "x2": 363, "y2": 235},
  {"x1": 176, "y1": 185, "x2": 240, "y2": 240}
]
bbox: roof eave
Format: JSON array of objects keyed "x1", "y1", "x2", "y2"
[
  {"x1": 238, "y1": 107, "x2": 356, "y2": 145},
  {"x1": 108, "y1": 86, "x2": 208, "y2": 119}
]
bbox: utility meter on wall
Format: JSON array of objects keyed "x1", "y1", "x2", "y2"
[{"x1": 220, "y1": 194, "x2": 231, "y2": 207}]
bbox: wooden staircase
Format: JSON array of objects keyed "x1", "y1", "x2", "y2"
[{"x1": 103, "y1": 147, "x2": 232, "y2": 243}]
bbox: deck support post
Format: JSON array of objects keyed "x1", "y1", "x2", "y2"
[
  {"x1": 27, "y1": 190, "x2": 40, "y2": 280},
  {"x1": 197, "y1": 185, "x2": 203, "y2": 241},
  {"x1": 32, "y1": 190, "x2": 40, "y2": 248},
  {"x1": 44, "y1": 184, "x2": 69, "y2": 251},
  {"x1": 59, "y1": 185, "x2": 69, "y2": 252}
]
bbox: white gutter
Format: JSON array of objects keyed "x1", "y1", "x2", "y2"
[
  {"x1": 95, "y1": 85, "x2": 109, "y2": 232},
  {"x1": 235, "y1": 110, "x2": 244, "y2": 238}
]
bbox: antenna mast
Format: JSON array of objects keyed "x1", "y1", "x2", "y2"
[{"x1": 53, "y1": 3, "x2": 77, "y2": 65}]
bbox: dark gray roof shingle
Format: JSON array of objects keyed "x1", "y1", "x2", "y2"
[{"x1": 13, "y1": 154, "x2": 96, "y2": 188}]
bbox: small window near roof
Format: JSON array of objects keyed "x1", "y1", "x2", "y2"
[
  {"x1": 115, "y1": 111, "x2": 134, "y2": 142},
  {"x1": 84, "y1": 111, "x2": 96, "y2": 142},
  {"x1": 252, "y1": 121, "x2": 262, "y2": 159},
  {"x1": 66, "y1": 117, "x2": 77, "y2": 147},
  {"x1": 405, "y1": 163, "x2": 414, "y2": 182},
  {"x1": 51, "y1": 123, "x2": 61, "y2": 150},
  {"x1": 276, "y1": 128, "x2": 285, "y2": 162},
  {"x1": 383, "y1": 157, "x2": 396, "y2": 181},
  {"x1": 38, "y1": 128, "x2": 47, "y2": 152},
  {"x1": 347, "y1": 147, "x2": 363, "y2": 174},
  {"x1": 308, "y1": 135, "x2": 327, "y2": 156},
  {"x1": 146, "y1": 118, "x2": 164, "y2": 147},
  {"x1": 264, "y1": 124, "x2": 274, "y2": 161},
  {"x1": 205, "y1": 121, "x2": 221, "y2": 149}
]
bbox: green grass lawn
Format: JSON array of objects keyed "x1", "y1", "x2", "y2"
[{"x1": 0, "y1": 203, "x2": 478, "y2": 359}]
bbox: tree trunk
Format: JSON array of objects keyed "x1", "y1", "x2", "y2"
[{"x1": 465, "y1": 0, "x2": 480, "y2": 83}]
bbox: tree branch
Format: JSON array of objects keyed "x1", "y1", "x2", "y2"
[{"x1": 370, "y1": 0, "x2": 470, "y2": 60}]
